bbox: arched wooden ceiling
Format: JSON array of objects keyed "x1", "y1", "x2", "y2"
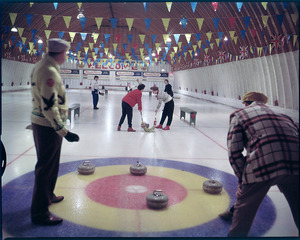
[{"x1": 1, "y1": 1, "x2": 299, "y2": 71}]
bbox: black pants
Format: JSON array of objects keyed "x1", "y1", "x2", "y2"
[
  {"x1": 118, "y1": 101, "x2": 133, "y2": 128},
  {"x1": 92, "y1": 91, "x2": 99, "y2": 108},
  {"x1": 160, "y1": 99, "x2": 174, "y2": 126},
  {"x1": 31, "y1": 123, "x2": 62, "y2": 220}
]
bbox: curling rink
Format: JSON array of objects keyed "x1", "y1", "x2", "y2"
[{"x1": 1, "y1": 89, "x2": 298, "y2": 238}]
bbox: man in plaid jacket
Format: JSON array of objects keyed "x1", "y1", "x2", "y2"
[{"x1": 226, "y1": 92, "x2": 299, "y2": 237}]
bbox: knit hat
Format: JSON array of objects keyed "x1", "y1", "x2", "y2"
[
  {"x1": 242, "y1": 92, "x2": 268, "y2": 104},
  {"x1": 150, "y1": 86, "x2": 159, "y2": 91},
  {"x1": 48, "y1": 38, "x2": 70, "y2": 53}
]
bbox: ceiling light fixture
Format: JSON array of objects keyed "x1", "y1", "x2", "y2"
[
  {"x1": 77, "y1": 8, "x2": 85, "y2": 19},
  {"x1": 224, "y1": 36, "x2": 228, "y2": 41},
  {"x1": 167, "y1": 37, "x2": 172, "y2": 42},
  {"x1": 11, "y1": 26, "x2": 18, "y2": 32},
  {"x1": 37, "y1": 39, "x2": 43, "y2": 44}
]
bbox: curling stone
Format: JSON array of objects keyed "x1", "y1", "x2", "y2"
[
  {"x1": 78, "y1": 161, "x2": 95, "y2": 175},
  {"x1": 130, "y1": 161, "x2": 147, "y2": 175},
  {"x1": 203, "y1": 179, "x2": 223, "y2": 194},
  {"x1": 146, "y1": 190, "x2": 168, "y2": 209}
]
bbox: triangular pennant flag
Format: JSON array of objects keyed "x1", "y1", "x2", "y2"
[
  {"x1": 293, "y1": 35, "x2": 298, "y2": 47},
  {"x1": 173, "y1": 46, "x2": 178, "y2": 53},
  {"x1": 144, "y1": 18, "x2": 151, "y2": 31},
  {"x1": 9, "y1": 13, "x2": 17, "y2": 25},
  {"x1": 261, "y1": 30, "x2": 265, "y2": 39},
  {"x1": 79, "y1": 17, "x2": 87, "y2": 29},
  {"x1": 84, "y1": 47, "x2": 89, "y2": 54},
  {"x1": 213, "y1": 18, "x2": 220, "y2": 30},
  {"x1": 25, "y1": 14, "x2": 33, "y2": 27},
  {"x1": 173, "y1": 34, "x2": 180, "y2": 44},
  {"x1": 212, "y1": 2, "x2": 218, "y2": 11},
  {"x1": 69, "y1": 32, "x2": 76, "y2": 42},
  {"x1": 94, "y1": 48, "x2": 99, "y2": 54},
  {"x1": 233, "y1": 36, "x2": 238, "y2": 44},
  {"x1": 229, "y1": 31, "x2": 235, "y2": 39},
  {"x1": 44, "y1": 30, "x2": 51, "y2": 39},
  {"x1": 228, "y1": 17, "x2": 236, "y2": 29},
  {"x1": 29, "y1": 42, "x2": 34, "y2": 51},
  {"x1": 43, "y1": 15, "x2": 52, "y2": 28},
  {"x1": 53, "y1": 2, "x2": 58, "y2": 9},
  {"x1": 58, "y1": 31, "x2": 64, "y2": 39},
  {"x1": 63, "y1": 16, "x2": 71, "y2": 28},
  {"x1": 195, "y1": 33, "x2": 201, "y2": 42},
  {"x1": 110, "y1": 18, "x2": 118, "y2": 29},
  {"x1": 104, "y1": 48, "x2": 109, "y2": 55},
  {"x1": 191, "y1": 2, "x2": 197, "y2": 12},
  {"x1": 143, "y1": 2, "x2": 148, "y2": 12},
  {"x1": 185, "y1": 34, "x2": 191, "y2": 43},
  {"x1": 89, "y1": 43, "x2": 94, "y2": 51},
  {"x1": 210, "y1": 43, "x2": 214, "y2": 49},
  {"x1": 217, "y1": 32, "x2": 223, "y2": 41},
  {"x1": 261, "y1": 15, "x2": 269, "y2": 27},
  {"x1": 236, "y1": 2, "x2": 243, "y2": 12},
  {"x1": 18, "y1": 27, "x2": 24, "y2": 37},
  {"x1": 126, "y1": 18, "x2": 134, "y2": 31},
  {"x1": 240, "y1": 30, "x2": 246, "y2": 39},
  {"x1": 250, "y1": 29, "x2": 257, "y2": 38},
  {"x1": 166, "y1": 2, "x2": 172, "y2": 12},
  {"x1": 22, "y1": 37, "x2": 26, "y2": 45},
  {"x1": 123, "y1": 43, "x2": 127, "y2": 51},
  {"x1": 206, "y1": 40, "x2": 210, "y2": 47},
  {"x1": 178, "y1": 42, "x2": 182, "y2": 49},
  {"x1": 192, "y1": 45, "x2": 197, "y2": 52},
  {"x1": 139, "y1": 34, "x2": 145, "y2": 44},
  {"x1": 215, "y1": 38, "x2": 220, "y2": 46},
  {"x1": 116, "y1": 34, "x2": 122, "y2": 44},
  {"x1": 206, "y1": 32, "x2": 212, "y2": 41},
  {"x1": 163, "y1": 34, "x2": 169, "y2": 44},
  {"x1": 80, "y1": 33, "x2": 87, "y2": 41},
  {"x1": 198, "y1": 40, "x2": 202, "y2": 48},
  {"x1": 196, "y1": 18, "x2": 204, "y2": 31},
  {"x1": 93, "y1": 33, "x2": 99, "y2": 43},
  {"x1": 151, "y1": 35, "x2": 157, "y2": 43},
  {"x1": 127, "y1": 34, "x2": 133, "y2": 44},
  {"x1": 277, "y1": 15, "x2": 284, "y2": 27},
  {"x1": 291, "y1": 14, "x2": 298, "y2": 26},
  {"x1": 95, "y1": 17, "x2": 103, "y2": 30},
  {"x1": 155, "y1": 43, "x2": 160, "y2": 51},
  {"x1": 162, "y1": 18, "x2": 170, "y2": 32},
  {"x1": 243, "y1": 16, "x2": 250, "y2": 29},
  {"x1": 104, "y1": 34, "x2": 110, "y2": 43},
  {"x1": 30, "y1": 2, "x2": 34, "y2": 7},
  {"x1": 261, "y1": 2, "x2": 268, "y2": 10},
  {"x1": 180, "y1": 18, "x2": 188, "y2": 29},
  {"x1": 113, "y1": 43, "x2": 118, "y2": 51}
]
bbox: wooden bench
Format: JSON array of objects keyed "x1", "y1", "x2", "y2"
[
  {"x1": 67, "y1": 103, "x2": 80, "y2": 122},
  {"x1": 180, "y1": 107, "x2": 197, "y2": 125}
]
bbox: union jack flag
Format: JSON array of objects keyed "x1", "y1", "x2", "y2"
[
  {"x1": 239, "y1": 46, "x2": 248, "y2": 59},
  {"x1": 204, "y1": 54, "x2": 210, "y2": 64},
  {"x1": 271, "y1": 34, "x2": 284, "y2": 50},
  {"x1": 218, "y1": 51, "x2": 226, "y2": 61},
  {"x1": 5, "y1": 52, "x2": 11, "y2": 59}
]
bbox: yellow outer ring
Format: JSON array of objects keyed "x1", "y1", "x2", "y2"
[{"x1": 50, "y1": 165, "x2": 230, "y2": 232}]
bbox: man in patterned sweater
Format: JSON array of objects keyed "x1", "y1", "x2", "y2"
[
  {"x1": 226, "y1": 91, "x2": 299, "y2": 236},
  {"x1": 31, "y1": 38, "x2": 79, "y2": 225}
]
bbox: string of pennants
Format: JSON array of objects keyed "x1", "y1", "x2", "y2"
[{"x1": 2, "y1": 1, "x2": 299, "y2": 70}]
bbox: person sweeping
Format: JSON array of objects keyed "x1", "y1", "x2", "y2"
[
  {"x1": 150, "y1": 86, "x2": 174, "y2": 130},
  {"x1": 118, "y1": 84, "x2": 145, "y2": 132}
]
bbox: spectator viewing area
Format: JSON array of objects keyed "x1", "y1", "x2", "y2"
[{"x1": 1, "y1": 1, "x2": 299, "y2": 238}]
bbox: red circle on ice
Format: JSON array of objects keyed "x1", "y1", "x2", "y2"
[{"x1": 85, "y1": 174, "x2": 188, "y2": 209}]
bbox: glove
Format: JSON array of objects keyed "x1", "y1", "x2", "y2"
[{"x1": 65, "y1": 131, "x2": 79, "y2": 142}]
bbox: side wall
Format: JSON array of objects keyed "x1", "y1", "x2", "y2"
[
  {"x1": 174, "y1": 51, "x2": 299, "y2": 111},
  {"x1": 1, "y1": 59, "x2": 35, "y2": 91}
]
